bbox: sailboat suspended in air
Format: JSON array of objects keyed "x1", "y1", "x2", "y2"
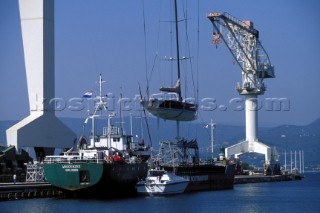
[{"x1": 140, "y1": 0, "x2": 198, "y2": 122}]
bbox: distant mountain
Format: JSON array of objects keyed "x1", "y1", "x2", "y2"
[
  {"x1": 259, "y1": 118, "x2": 320, "y2": 170},
  {"x1": 1, "y1": 117, "x2": 319, "y2": 170}
]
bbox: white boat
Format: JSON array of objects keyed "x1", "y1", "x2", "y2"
[{"x1": 135, "y1": 168, "x2": 189, "y2": 195}]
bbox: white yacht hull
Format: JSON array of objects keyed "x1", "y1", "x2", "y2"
[
  {"x1": 136, "y1": 180, "x2": 189, "y2": 195},
  {"x1": 135, "y1": 169, "x2": 189, "y2": 195}
]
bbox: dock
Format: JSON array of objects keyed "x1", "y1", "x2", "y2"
[
  {"x1": 0, "y1": 174, "x2": 301, "y2": 201},
  {"x1": 0, "y1": 182, "x2": 65, "y2": 201},
  {"x1": 234, "y1": 174, "x2": 293, "y2": 184}
]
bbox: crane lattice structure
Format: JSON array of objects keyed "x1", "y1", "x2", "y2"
[
  {"x1": 207, "y1": 12, "x2": 279, "y2": 175},
  {"x1": 208, "y1": 12, "x2": 274, "y2": 93}
]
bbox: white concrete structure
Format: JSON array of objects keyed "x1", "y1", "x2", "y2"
[
  {"x1": 224, "y1": 93, "x2": 271, "y2": 164},
  {"x1": 6, "y1": 0, "x2": 76, "y2": 154},
  {"x1": 207, "y1": 13, "x2": 276, "y2": 167},
  {"x1": 245, "y1": 95, "x2": 258, "y2": 144},
  {"x1": 225, "y1": 94, "x2": 271, "y2": 164}
]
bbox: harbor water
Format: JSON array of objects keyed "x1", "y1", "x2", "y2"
[{"x1": 1, "y1": 172, "x2": 319, "y2": 213}]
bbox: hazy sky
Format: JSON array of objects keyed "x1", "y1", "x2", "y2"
[{"x1": 0, "y1": 0, "x2": 320, "y2": 127}]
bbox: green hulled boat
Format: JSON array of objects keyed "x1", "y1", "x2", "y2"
[
  {"x1": 43, "y1": 75, "x2": 151, "y2": 198},
  {"x1": 43, "y1": 151, "x2": 149, "y2": 198}
]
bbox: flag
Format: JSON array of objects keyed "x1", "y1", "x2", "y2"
[{"x1": 82, "y1": 91, "x2": 93, "y2": 98}]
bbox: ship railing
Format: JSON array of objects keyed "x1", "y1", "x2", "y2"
[{"x1": 43, "y1": 156, "x2": 105, "y2": 164}]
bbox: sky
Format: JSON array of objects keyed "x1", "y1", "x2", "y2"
[{"x1": 0, "y1": 0, "x2": 320, "y2": 128}]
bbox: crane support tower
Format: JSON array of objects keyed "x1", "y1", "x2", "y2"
[{"x1": 207, "y1": 12, "x2": 279, "y2": 175}]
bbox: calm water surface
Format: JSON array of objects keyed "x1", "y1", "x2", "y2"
[{"x1": 2, "y1": 172, "x2": 319, "y2": 213}]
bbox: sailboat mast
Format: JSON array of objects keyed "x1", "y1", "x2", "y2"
[
  {"x1": 173, "y1": 0, "x2": 181, "y2": 100},
  {"x1": 210, "y1": 119, "x2": 215, "y2": 160},
  {"x1": 99, "y1": 74, "x2": 103, "y2": 104}
]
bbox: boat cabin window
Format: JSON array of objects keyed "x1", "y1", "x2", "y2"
[
  {"x1": 150, "y1": 170, "x2": 165, "y2": 176},
  {"x1": 113, "y1": 138, "x2": 120, "y2": 142}
]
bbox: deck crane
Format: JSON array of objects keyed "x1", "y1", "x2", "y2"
[{"x1": 207, "y1": 12, "x2": 280, "y2": 175}]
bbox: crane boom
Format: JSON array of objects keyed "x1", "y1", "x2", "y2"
[{"x1": 207, "y1": 12, "x2": 275, "y2": 96}]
